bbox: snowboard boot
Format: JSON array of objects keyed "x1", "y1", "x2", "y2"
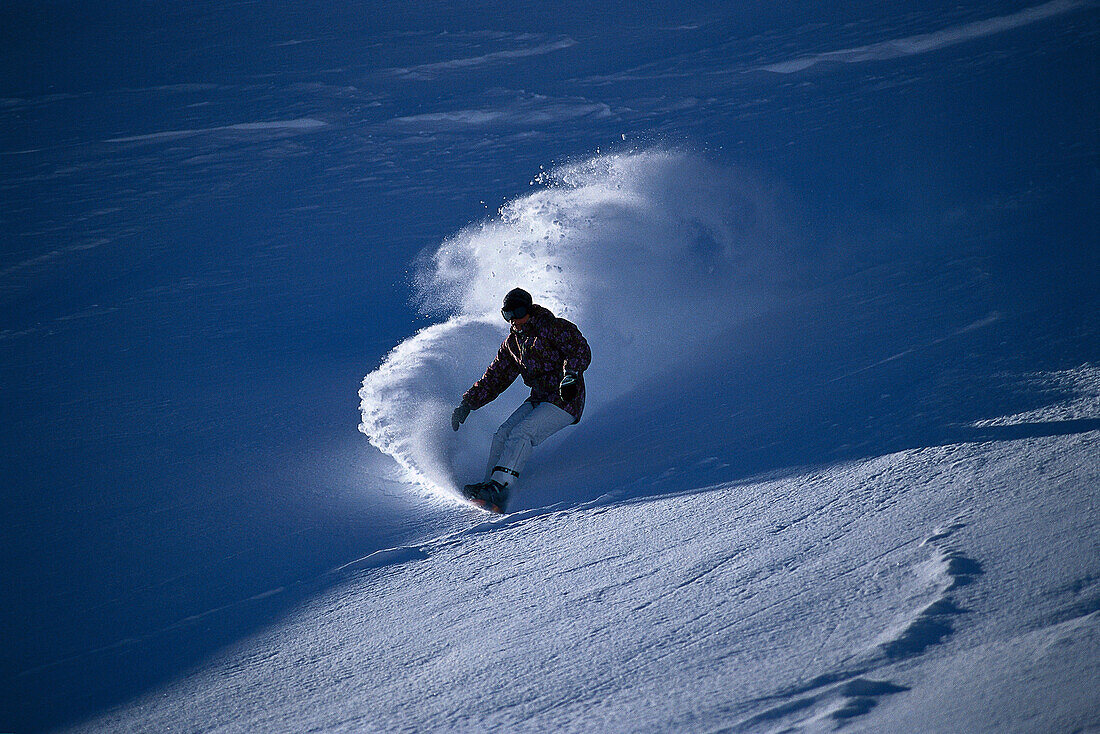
[
  {"x1": 482, "y1": 480, "x2": 510, "y2": 514},
  {"x1": 462, "y1": 480, "x2": 510, "y2": 514}
]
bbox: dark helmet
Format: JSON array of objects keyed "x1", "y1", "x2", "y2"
[{"x1": 501, "y1": 288, "x2": 533, "y2": 322}]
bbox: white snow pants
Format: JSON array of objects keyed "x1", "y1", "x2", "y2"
[{"x1": 485, "y1": 401, "x2": 575, "y2": 486}]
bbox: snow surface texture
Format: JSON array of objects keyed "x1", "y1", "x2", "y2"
[
  {"x1": 3, "y1": 0, "x2": 1098, "y2": 731},
  {"x1": 72, "y1": 428, "x2": 1099, "y2": 732},
  {"x1": 359, "y1": 152, "x2": 789, "y2": 497}
]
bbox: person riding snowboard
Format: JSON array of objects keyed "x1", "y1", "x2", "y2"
[{"x1": 451, "y1": 288, "x2": 591, "y2": 513}]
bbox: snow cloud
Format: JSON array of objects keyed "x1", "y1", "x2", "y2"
[{"x1": 360, "y1": 151, "x2": 791, "y2": 500}]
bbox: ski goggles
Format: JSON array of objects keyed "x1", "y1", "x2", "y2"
[{"x1": 501, "y1": 305, "x2": 529, "y2": 322}]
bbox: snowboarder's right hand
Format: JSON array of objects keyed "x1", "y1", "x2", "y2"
[
  {"x1": 559, "y1": 372, "x2": 581, "y2": 403},
  {"x1": 451, "y1": 402, "x2": 471, "y2": 431}
]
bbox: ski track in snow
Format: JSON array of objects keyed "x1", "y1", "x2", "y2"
[
  {"x1": 577, "y1": 0, "x2": 1092, "y2": 84},
  {"x1": 104, "y1": 118, "x2": 329, "y2": 144},
  {"x1": 386, "y1": 37, "x2": 578, "y2": 80},
  {"x1": 756, "y1": 0, "x2": 1089, "y2": 74}
]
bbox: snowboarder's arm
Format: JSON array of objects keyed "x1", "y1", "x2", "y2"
[
  {"x1": 462, "y1": 341, "x2": 521, "y2": 410},
  {"x1": 555, "y1": 319, "x2": 591, "y2": 376}
]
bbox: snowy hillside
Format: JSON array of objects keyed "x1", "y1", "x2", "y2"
[
  {"x1": 67, "y1": 233, "x2": 1100, "y2": 730},
  {"x1": 2, "y1": 0, "x2": 1097, "y2": 732},
  {"x1": 71, "y1": 389, "x2": 1100, "y2": 732}
]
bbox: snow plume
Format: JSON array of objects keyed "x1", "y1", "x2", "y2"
[{"x1": 359, "y1": 151, "x2": 789, "y2": 499}]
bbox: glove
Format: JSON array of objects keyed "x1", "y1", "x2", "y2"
[
  {"x1": 559, "y1": 372, "x2": 581, "y2": 403},
  {"x1": 451, "y1": 402, "x2": 471, "y2": 431}
]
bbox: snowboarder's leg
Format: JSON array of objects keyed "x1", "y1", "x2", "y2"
[
  {"x1": 485, "y1": 401, "x2": 536, "y2": 481},
  {"x1": 489, "y1": 402, "x2": 574, "y2": 488}
]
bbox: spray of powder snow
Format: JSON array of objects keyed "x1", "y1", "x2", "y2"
[{"x1": 359, "y1": 151, "x2": 790, "y2": 500}]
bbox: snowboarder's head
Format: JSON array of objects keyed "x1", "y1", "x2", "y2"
[{"x1": 501, "y1": 288, "x2": 533, "y2": 324}]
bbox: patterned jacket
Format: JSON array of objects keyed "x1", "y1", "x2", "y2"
[{"x1": 463, "y1": 304, "x2": 592, "y2": 422}]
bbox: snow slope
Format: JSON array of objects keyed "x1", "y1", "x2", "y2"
[
  {"x1": 72, "y1": 232, "x2": 1100, "y2": 730},
  {"x1": 3, "y1": 0, "x2": 1097, "y2": 731},
  {"x1": 71, "y1": 400, "x2": 1099, "y2": 732}
]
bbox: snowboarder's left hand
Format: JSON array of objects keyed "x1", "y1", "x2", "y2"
[
  {"x1": 559, "y1": 372, "x2": 580, "y2": 403},
  {"x1": 452, "y1": 402, "x2": 471, "y2": 431}
]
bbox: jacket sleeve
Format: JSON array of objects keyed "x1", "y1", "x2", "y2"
[
  {"x1": 462, "y1": 340, "x2": 521, "y2": 410},
  {"x1": 555, "y1": 319, "x2": 591, "y2": 375}
]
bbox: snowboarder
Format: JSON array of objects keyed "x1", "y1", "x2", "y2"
[{"x1": 451, "y1": 288, "x2": 591, "y2": 513}]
